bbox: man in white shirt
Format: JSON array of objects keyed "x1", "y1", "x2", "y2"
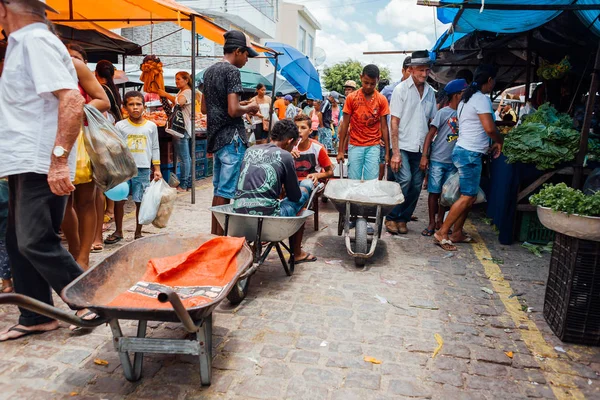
[
  {"x1": 386, "y1": 51, "x2": 437, "y2": 234},
  {"x1": 0, "y1": 0, "x2": 88, "y2": 341}
]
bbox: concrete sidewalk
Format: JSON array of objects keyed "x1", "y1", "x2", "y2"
[{"x1": 0, "y1": 178, "x2": 599, "y2": 399}]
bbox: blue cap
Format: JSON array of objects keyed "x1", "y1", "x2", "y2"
[
  {"x1": 444, "y1": 79, "x2": 468, "y2": 95},
  {"x1": 284, "y1": 95, "x2": 293, "y2": 101}
]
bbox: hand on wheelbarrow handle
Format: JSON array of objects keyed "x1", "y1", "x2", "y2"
[
  {"x1": 157, "y1": 289, "x2": 199, "y2": 333},
  {"x1": 0, "y1": 293, "x2": 107, "y2": 328}
]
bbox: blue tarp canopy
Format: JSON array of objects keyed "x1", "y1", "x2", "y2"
[{"x1": 433, "y1": 0, "x2": 600, "y2": 52}]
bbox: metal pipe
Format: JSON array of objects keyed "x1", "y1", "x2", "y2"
[
  {"x1": 267, "y1": 54, "x2": 279, "y2": 134},
  {"x1": 157, "y1": 289, "x2": 198, "y2": 333},
  {"x1": 0, "y1": 294, "x2": 107, "y2": 328},
  {"x1": 573, "y1": 41, "x2": 600, "y2": 188},
  {"x1": 416, "y1": 1, "x2": 600, "y2": 10},
  {"x1": 191, "y1": 17, "x2": 197, "y2": 205}
]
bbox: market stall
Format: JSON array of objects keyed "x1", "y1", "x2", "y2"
[{"x1": 44, "y1": 0, "x2": 275, "y2": 204}]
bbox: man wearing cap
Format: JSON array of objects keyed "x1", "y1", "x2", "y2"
[
  {"x1": 284, "y1": 95, "x2": 297, "y2": 119},
  {"x1": 386, "y1": 50, "x2": 437, "y2": 234},
  {"x1": 343, "y1": 80, "x2": 358, "y2": 97},
  {"x1": 0, "y1": 0, "x2": 92, "y2": 341},
  {"x1": 202, "y1": 30, "x2": 260, "y2": 235}
]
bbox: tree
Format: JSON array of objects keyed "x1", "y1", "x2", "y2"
[{"x1": 322, "y1": 59, "x2": 391, "y2": 94}]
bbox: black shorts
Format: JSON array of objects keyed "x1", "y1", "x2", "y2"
[{"x1": 254, "y1": 124, "x2": 268, "y2": 140}]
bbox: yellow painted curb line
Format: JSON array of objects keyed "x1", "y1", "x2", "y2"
[{"x1": 464, "y1": 220, "x2": 586, "y2": 400}]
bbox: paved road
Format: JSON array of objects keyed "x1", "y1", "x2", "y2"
[{"x1": 0, "y1": 179, "x2": 599, "y2": 399}]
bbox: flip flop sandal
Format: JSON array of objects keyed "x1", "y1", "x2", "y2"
[
  {"x1": 104, "y1": 234, "x2": 123, "y2": 245},
  {"x1": 91, "y1": 244, "x2": 104, "y2": 253},
  {"x1": 70, "y1": 310, "x2": 99, "y2": 332},
  {"x1": 0, "y1": 324, "x2": 47, "y2": 342},
  {"x1": 295, "y1": 254, "x2": 317, "y2": 264},
  {"x1": 421, "y1": 229, "x2": 435, "y2": 237},
  {"x1": 1, "y1": 285, "x2": 14, "y2": 293},
  {"x1": 453, "y1": 236, "x2": 476, "y2": 244},
  {"x1": 434, "y1": 238, "x2": 458, "y2": 252}
]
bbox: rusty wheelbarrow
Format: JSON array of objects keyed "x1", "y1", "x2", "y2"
[{"x1": 0, "y1": 233, "x2": 253, "y2": 386}]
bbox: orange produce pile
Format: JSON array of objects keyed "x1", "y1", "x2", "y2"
[{"x1": 146, "y1": 110, "x2": 168, "y2": 127}]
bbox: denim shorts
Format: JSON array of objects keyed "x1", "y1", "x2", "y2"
[
  {"x1": 452, "y1": 146, "x2": 483, "y2": 197},
  {"x1": 348, "y1": 144, "x2": 380, "y2": 181},
  {"x1": 129, "y1": 168, "x2": 151, "y2": 203},
  {"x1": 213, "y1": 135, "x2": 247, "y2": 199},
  {"x1": 427, "y1": 161, "x2": 457, "y2": 194}
]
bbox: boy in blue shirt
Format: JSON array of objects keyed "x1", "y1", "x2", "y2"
[{"x1": 419, "y1": 79, "x2": 468, "y2": 236}]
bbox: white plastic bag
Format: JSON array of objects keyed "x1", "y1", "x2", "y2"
[
  {"x1": 138, "y1": 179, "x2": 165, "y2": 225},
  {"x1": 82, "y1": 105, "x2": 137, "y2": 191},
  {"x1": 440, "y1": 172, "x2": 487, "y2": 207},
  {"x1": 152, "y1": 183, "x2": 177, "y2": 228}
]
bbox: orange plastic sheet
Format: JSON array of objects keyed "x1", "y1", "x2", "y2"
[
  {"x1": 108, "y1": 236, "x2": 245, "y2": 309},
  {"x1": 47, "y1": 0, "x2": 273, "y2": 54}
]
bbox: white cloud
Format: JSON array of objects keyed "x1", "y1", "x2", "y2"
[
  {"x1": 339, "y1": 5, "x2": 356, "y2": 16},
  {"x1": 394, "y1": 31, "x2": 432, "y2": 51},
  {"x1": 351, "y1": 22, "x2": 370, "y2": 36},
  {"x1": 376, "y1": 0, "x2": 444, "y2": 35}
]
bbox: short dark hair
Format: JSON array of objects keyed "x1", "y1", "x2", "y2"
[
  {"x1": 124, "y1": 90, "x2": 144, "y2": 105},
  {"x1": 270, "y1": 119, "x2": 299, "y2": 142},
  {"x1": 66, "y1": 43, "x2": 88, "y2": 62},
  {"x1": 362, "y1": 64, "x2": 380, "y2": 79},
  {"x1": 402, "y1": 56, "x2": 412, "y2": 69},
  {"x1": 294, "y1": 114, "x2": 311, "y2": 125},
  {"x1": 456, "y1": 69, "x2": 474, "y2": 85}
]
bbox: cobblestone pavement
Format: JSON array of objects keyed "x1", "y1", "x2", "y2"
[{"x1": 1, "y1": 178, "x2": 599, "y2": 400}]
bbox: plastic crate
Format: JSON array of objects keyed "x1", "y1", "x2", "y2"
[
  {"x1": 518, "y1": 211, "x2": 555, "y2": 244},
  {"x1": 544, "y1": 233, "x2": 600, "y2": 345},
  {"x1": 195, "y1": 159, "x2": 207, "y2": 179}
]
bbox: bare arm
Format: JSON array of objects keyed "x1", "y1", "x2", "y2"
[
  {"x1": 336, "y1": 113, "x2": 351, "y2": 163},
  {"x1": 48, "y1": 89, "x2": 85, "y2": 196},
  {"x1": 390, "y1": 116, "x2": 401, "y2": 172},
  {"x1": 318, "y1": 112, "x2": 324, "y2": 128},
  {"x1": 479, "y1": 113, "x2": 504, "y2": 158},
  {"x1": 73, "y1": 59, "x2": 109, "y2": 112},
  {"x1": 228, "y1": 93, "x2": 259, "y2": 118},
  {"x1": 381, "y1": 116, "x2": 390, "y2": 164},
  {"x1": 420, "y1": 125, "x2": 438, "y2": 171},
  {"x1": 201, "y1": 92, "x2": 207, "y2": 114}
]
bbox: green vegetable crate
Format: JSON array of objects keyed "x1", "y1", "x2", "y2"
[{"x1": 517, "y1": 211, "x2": 555, "y2": 244}]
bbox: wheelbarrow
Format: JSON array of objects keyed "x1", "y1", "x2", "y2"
[
  {"x1": 210, "y1": 183, "x2": 324, "y2": 303},
  {"x1": 324, "y1": 164, "x2": 404, "y2": 267},
  {"x1": 0, "y1": 233, "x2": 253, "y2": 387}
]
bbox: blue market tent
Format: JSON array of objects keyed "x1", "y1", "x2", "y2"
[{"x1": 431, "y1": 0, "x2": 600, "y2": 53}]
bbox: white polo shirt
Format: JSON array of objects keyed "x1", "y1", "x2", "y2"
[
  {"x1": 0, "y1": 23, "x2": 78, "y2": 179},
  {"x1": 389, "y1": 76, "x2": 436, "y2": 153}
]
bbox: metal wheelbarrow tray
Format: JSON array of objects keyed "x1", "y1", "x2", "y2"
[
  {"x1": 0, "y1": 233, "x2": 253, "y2": 386},
  {"x1": 324, "y1": 177, "x2": 404, "y2": 267}
]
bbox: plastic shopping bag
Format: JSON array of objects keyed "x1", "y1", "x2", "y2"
[
  {"x1": 138, "y1": 179, "x2": 165, "y2": 225},
  {"x1": 440, "y1": 172, "x2": 487, "y2": 207},
  {"x1": 82, "y1": 105, "x2": 137, "y2": 192},
  {"x1": 152, "y1": 181, "x2": 177, "y2": 228},
  {"x1": 73, "y1": 131, "x2": 93, "y2": 185}
]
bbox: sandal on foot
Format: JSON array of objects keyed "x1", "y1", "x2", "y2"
[
  {"x1": 295, "y1": 254, "x2": 317, "y2": 264},
  {"x1": 421, "y1": 229, "x2": 435, "y2": 237},
  {"x1": 0, "y1": 324, "x2": 49, "y2": 342},
  {"x1": 104, "y1": 234, "x2": 123, "y2": 245},
  {"x1": 91, "y1": 244, "x2": 104, "y2": 253},
  {"x1": 434, "y1": 238, "x2": 457, "y2": 252},
  {"x1": 70, "y1": 310, "x2": 99, "y2": 332},
  {"x1": 1, "y1": 285, "x2": 13, "y2": 293}
]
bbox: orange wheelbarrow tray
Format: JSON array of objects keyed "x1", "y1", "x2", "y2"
[{"x1": 0, "y1": 233, "x2": 253, "y2": 387}]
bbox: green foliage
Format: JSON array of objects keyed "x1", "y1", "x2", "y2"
[
  {"x1": 530, "y1": 183, "x2": 600, "y2": 217},
  {"x1": 322, "y1": 59, "x2": 391, "y2": 93},
  {"x1": 504, "y1": 103, "x2": 579, "y2": 170}
]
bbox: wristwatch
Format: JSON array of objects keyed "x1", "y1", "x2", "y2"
[{"x1": 52, "y1": 146, "x2": 70, "y2": 158}]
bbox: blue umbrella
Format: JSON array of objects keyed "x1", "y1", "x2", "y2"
[{"x1": 264, "y1": 42, "x2": 322, "y2": 100}]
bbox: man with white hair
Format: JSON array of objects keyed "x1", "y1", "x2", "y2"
[{"x1": 0, "y1": 0, "x2": 90, "y2": 341}]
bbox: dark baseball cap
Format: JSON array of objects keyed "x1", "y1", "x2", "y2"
[{"x1": 224, "y1": 30, "x2": 259, "y2": 57}]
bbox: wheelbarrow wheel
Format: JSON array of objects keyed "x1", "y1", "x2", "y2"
[
  {"x1": 227, "y1": 276, "x2": 251, "y2": 305},
  {"x1": 354, "y1": 218, "x2": 367, "y2": 267}
]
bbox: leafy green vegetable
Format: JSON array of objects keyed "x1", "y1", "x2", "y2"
[
  {"x1": 530, "y1": 183, "x2": 600, "y2": 217},
  {"x1": 521, "y1": 241, "x2": 553, "y2": 257},
  {"x1": 588, "y1": 138, "x2": 600, "y2": 162},
  {"x1": 521, "y1": 103, "x2": 573, "y2": 129}
]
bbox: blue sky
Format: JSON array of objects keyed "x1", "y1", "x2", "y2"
[{"x1": 290, "y1": 0, "x2": 449, "y2": 80}]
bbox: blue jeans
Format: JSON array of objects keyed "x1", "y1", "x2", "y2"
[
  {"x1": 387, "y1": 150, "x2": 425, "y2": 223},
  {"x1": 129, "y1": 168, "x2": 151, "y2": 203},
  {"x1": 348, "y1": 144, "x2": 380, "y2": 180},
  {"x1": 174, "y1": 136, "x2": 191, "y2": 190},
  {"x1": 452, "y1": 145, "x2": 483, "y2": 197},
  {"x1": 213, "y1": 135, "x2": 247, "y2": 199},
  {"x1": 427, "y1": 161, "x2": 457, "y2": 194},
  {"x1": 279, "y1": 180, "x2": 313, "y2": 217}
]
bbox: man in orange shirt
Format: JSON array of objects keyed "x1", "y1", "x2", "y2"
[
  {"x1": 273, "y1": 92, "x2": 286, "y2": 121},
  {"x1": 336, "y1": 65, "x2": 390, "y2": 180}
]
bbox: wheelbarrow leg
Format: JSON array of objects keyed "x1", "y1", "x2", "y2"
[
  {"x1": 109, "y1": 320, "x2": 146, "y2": 382},
  {"x1": 275, "y1": 242, "x2": 294, "y2": 276},
  {"x1": 197, "y1": 314, "x2": 213, "y2": 386}
]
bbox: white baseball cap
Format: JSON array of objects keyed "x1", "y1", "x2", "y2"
[{"x1": 24, "y1": 0, "x2": 58, "y2": 14}]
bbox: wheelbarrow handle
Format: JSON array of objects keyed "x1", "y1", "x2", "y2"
[
  {"x1": 0, "y1": 293, "x2": 107, "y2": 328},
  {"x1": 157, "y1": 289, "x2": 199, "y2": 333}
]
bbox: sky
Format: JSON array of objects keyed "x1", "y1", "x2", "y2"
[{"x1": 289, "y1": 0, "x2": 449, "y2": 81}]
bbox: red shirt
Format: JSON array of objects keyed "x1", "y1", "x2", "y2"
[
  {"x1": 343, "y1": 89, "x2": 389, "y2": 146},
  {"x1": 294, "y1": 139, "x2": 332, "y2": 180}
]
